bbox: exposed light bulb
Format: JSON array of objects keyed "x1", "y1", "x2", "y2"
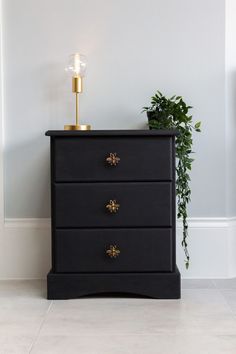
[{"x1": 65, "y1": 53, "x2": 87, "y2": 77}]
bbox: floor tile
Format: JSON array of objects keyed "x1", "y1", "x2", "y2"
[
  {"x1": 1, "y1": 280, "x2": 236, "y2": 354},
  {"x1": 182, "y1": 279, "x2": 215, "y2": 289},
  {"x1": 0, "y1": 296, "x2": 51, "y2": 336},
  {"x1": 31, "y1": 334, "x2": 236, "y2": 354},
  {"x1": 213, "y1": 278, "x2": 236, "y2": 289},
  {"x1": 0, "y1": 310, "x2": 47, "y2": 337},
  {"x1": 39, "y1": 290, "x2": 236, "y2": 336},
  {"x1": 0, "y1": 280, "x2": 51, "y2": 349},
  {"x1": 181, "y1": 289, "x2": 230, "y2": 314},
  {"x1": 220, "y1": 289, "x2": 236, "y2": 313},
  {"x1": 0, "y1": 335, "x2": 33, "y2": 354}
]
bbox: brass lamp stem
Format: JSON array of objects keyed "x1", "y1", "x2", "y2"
[
  {"x1": 76, "y1": 92, "x2": 79, "y2": 126},
  {"x1": 64, "y1": 75, "x2": 91, "y2": 131}
]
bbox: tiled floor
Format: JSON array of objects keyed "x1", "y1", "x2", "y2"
[{"x1": 1, "y1": 280, "x2": 236, "y2": 353}]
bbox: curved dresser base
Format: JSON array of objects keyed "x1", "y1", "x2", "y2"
[{"x1": 47, "y1": 267, "x2": 181, "y2": 300}]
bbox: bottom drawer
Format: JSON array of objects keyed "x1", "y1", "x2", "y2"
[{"x1": 55, "y1": 229, "x2": 173, "y2": 273}]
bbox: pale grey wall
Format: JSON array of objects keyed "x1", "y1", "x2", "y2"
[
  {"x1": 3, "y1": 0, "x2": 225, "y2": 218},
  {"x1": 226, "y1": 0, "x2": 236, "y2": 217}
]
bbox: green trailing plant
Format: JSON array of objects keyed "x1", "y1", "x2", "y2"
[{"x1": 142, "y1": 91, "x2": 201, "y2": 269}]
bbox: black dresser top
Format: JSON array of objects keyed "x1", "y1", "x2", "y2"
[{"x1": 45, "y1": 130, "x2": 178, "y2": 137}]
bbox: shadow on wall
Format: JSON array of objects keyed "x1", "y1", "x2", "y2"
[{"x1": 4, "y1": 134, "x2": 51, "y2": 219}]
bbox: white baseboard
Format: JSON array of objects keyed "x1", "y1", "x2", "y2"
[
  {"x1": 0, "y1": 217, "x2": 235, "y2": 279},
  {"x1": 177, "y1": 217, "x2": 236, "y2": 278},
  {"x1": 0, "y1": 219, "x2": 51, "y2": 280}
]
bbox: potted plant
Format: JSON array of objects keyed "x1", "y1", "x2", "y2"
[{"x1": 142, "y1": 91, "x2": 201, "y2": 269}]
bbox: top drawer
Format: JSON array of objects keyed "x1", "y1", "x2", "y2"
[{"x1": 53, "y1": 136, "x2": 173, "y2": 182}]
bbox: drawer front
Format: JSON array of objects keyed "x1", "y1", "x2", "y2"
[
  {"x1": 54, "y1": 136, "x2": 172, "y2": 182},
  {"x1": 54, "y1": 182, "x2": 172, "y2": 228},
  {"x1": 55, "y1": 229, "x2": 173, "y2": 272}
]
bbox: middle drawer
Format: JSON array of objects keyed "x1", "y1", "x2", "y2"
[{"x1": 54, "y1": 182, "x2": 172, "y2": 228}]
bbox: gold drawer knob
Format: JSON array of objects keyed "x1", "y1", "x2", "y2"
[
  {"x1": 106, "y1": 153, "x2": 120, "y2": 166},
  {"x1": 106, "y1": 245, "x2": 120, "y2": 258},
  {"x1": 106, "y1": 199, "x2": 120, "y2": 213}
]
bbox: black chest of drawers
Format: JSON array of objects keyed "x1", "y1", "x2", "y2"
[{"x1": 46, "y1": 130, "x2": 180, "y2": 299}]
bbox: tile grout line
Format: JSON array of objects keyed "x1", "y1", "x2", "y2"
[{"x1": 28, "y1": 300, "x2": 53, "y2": 353}]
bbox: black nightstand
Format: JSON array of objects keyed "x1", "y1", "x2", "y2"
[{"x1": 46, "y1": 130, "x2": 180, "y2": 299}]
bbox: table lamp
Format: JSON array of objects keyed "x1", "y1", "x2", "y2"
[{"x1": 64, "y1": 53, "x2": 91, "y2": 130}]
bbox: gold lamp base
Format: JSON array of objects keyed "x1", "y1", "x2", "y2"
[{"x1": 64, "y1": 124, "x2": 91, "y2": 131}]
